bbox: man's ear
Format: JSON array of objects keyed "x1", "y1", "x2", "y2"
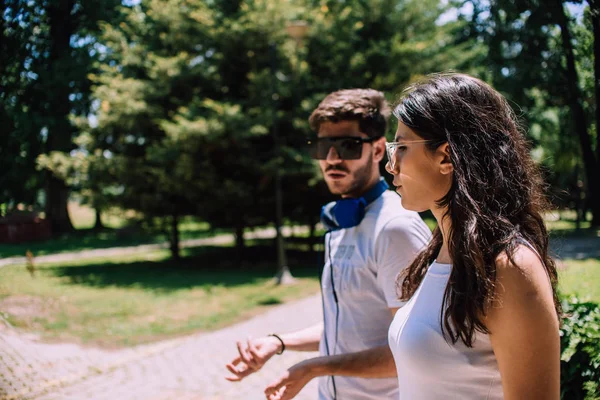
[
  {"x1": 372, "y1": 137, "x2": 386, "y2": 163},
  {"x1": 438, "y1": 143, "x2": 454, "y2": 175}
]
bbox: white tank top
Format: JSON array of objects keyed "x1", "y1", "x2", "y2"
[{"x1": 388, "y1": 261, "x2": 504, "y2": 399}]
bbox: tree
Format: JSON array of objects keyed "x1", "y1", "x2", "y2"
[
  {"x1": 1, "y1": 0, "x2": 121, "y2": 231},
  {"x1": 461, "y1": 0, "x2": 600, "y2": 226},
  {"x1": 66, "y1": 0, "x2": 477, "y2": 262},
  {"x1": 74, "y1": 1, "x2": 300, "y2": 260},
  {"x1": 552, "y1": 0, "x2": 599, "y2": 226},
  {"x1": 1, "y1": 1, "x2": 46, "y2": 214},
  {"x1": 77, "y1": 0, "x2": 221, "y2": 260}
]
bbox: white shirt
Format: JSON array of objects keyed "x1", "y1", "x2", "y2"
[
  {"x1": 319, "y1": 190, "x2": 431, "y2": 400},
  {"x1": 388, "y1": 261, "x2": 504, "y2": 400}
]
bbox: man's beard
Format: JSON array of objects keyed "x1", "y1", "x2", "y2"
[{"x1": 326, "y1": 153, "x2": 374, "y2": 197}]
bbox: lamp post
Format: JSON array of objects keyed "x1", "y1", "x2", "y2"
[
  {"x1": 270, "y1": 42, "x2": 292, "y2": 285},
  {"x1": 271, "y1": 21, "x2": 310, "y2": 285},
  {"x1": 286, "y1": 20, "x2": 310, "y2": 48}
]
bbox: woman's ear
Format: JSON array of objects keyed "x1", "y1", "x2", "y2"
[
  {"x1": 372, "y1": 137, "x2": 386, "y2": 163},
  {"x1": 438, "y1": 143, "x2": 454, "y2": 175}
]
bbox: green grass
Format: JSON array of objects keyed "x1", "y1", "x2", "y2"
[
  {"x1": 0, "y1": 245, "x2": 320, "y2": 347},
  {"x1": 545, "y1": 210, "x2": 593, "y2": 228},
  {"x1": 68, "y1": 202, "x2": 130, "y2": 230},
  {"x1": 1, "y1": 202, "x2": 598, "y2": 350},
  {"x1": 0, "y1": 213, "x2": 598, "y2": 349},
  {"x1": 559, "y1": 258, "x2": 600, "y2": 303},
  {"x1": 0, "y1": 223, "x2": 221, "y2": 259},
  {"x1": 0, "y1": 229, "x2": 159, "y2": 259}
]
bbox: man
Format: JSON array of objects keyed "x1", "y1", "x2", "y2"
[{"x1": 225, "y1": 89, "x2": 431, "y2": 400}]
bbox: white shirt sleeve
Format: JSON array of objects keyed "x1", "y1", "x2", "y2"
[{"x1": 374, "y1": 215, "x2": 432, "y2": 308}]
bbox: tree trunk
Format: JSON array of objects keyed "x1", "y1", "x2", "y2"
[
  {"x1": 45, "y1": 175, "x2": 73, "y2": 233},
  {"x1": 309, "y1": 219, "x2": 316, "y2": 252},
  {"x1": 234, "y1": 223, "x2": 245, "y2": 254},
  {"x1": 44, "y1": 0, "x2": 75, "y2": 234},
  {"x1": 590, "y1": 0, "x2": 600, "y2": 226},
  {"x1": 93, "y1": 207, "x2": 104, "y2": 231},
  {"x1": 553, "y1": 0, "x2": 600, "y2": 226},
  {"x1": 170, "y1": 213, "x2": 180, "y2": 262}
]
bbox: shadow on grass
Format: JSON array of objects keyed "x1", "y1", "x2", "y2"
[
  {"x1": 49, "y1": 245, "x2": 322, "y2": 291},
  {"x1": 0, "y1": 228, "x2": 157, "y2": 258},
  {"x1": 0, "y1": 225, "x2": 223, "y2": 259},
  {"x1": 549, "y1": 226, "x2": 600, "y2": 239}
]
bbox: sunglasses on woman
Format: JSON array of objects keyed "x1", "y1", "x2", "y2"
[{"x1": 307, "y1": 136, "x2": 376, "y2": 160}]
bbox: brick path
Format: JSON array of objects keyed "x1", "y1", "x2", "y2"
[{"x1": 0, "y1": 294, "x2": 322, "y2": 400}]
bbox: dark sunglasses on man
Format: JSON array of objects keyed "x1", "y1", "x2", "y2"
[{"x1": 306, "y1": 136, "x2": 376, "y2": 160}]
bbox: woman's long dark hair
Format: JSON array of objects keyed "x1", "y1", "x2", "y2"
[{"x1": 394, "y1": 73, "x2": 561, "y2": 347}]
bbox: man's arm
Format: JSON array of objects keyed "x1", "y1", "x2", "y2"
[
  {"x1": 264, "y1": 307, "x2": 399, "y2": 400},
  {"x1": 225, "y1": 323, "x2": 323, "y2": 381},
  {"x1": 276, "y1": 322, "x2": 323, "y2": 352},
  {"x1": 264, "y1": 344, "x2": 396, "y2": 400}
]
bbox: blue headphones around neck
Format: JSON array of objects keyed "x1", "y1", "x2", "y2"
[{"x1": 320, "y1": 178, "x2": 389, "y2": 231}]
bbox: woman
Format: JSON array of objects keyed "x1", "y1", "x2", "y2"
[{"x1": 385, "y1": 73, "x2": 561, "y2": 399}]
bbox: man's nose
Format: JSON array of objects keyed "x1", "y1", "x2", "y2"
[{"x1": 326, "y1": 146, "x2": 342, "y2": 164}]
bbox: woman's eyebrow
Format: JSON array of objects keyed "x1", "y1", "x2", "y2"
[{"x1": 394, "y1": 132, "x2": 406, "y2": 142}]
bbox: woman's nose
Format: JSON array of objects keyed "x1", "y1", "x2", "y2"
[{"x1": 385, "y1": 160, "x2": 396, "y2": 175}]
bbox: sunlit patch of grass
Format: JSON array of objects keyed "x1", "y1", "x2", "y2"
[
  {"x1": 68, "y1": 202, "x2": 131, "y2": 230},
  {"x1": 544, "y1": 210, "x2": 595, "y2": 233},
  {"x1": 0, "y1": 246, "x2": 319, "y2": 347},
  {"x1": 559, "y1": 258, "x2": 600, "y2": 303}
]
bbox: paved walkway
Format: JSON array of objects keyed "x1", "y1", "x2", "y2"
[
  {"x1": 549, "y1": 235, "x2": 600, "y2": 260},
  {"x1": 0, "y1": 294, "x2": 322, "y2": 400}
]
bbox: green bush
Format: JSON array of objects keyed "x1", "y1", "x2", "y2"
[{"x1": 560, "y1": 296, "x2": 600, "y2": 400}]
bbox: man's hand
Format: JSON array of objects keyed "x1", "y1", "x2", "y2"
[
  {"x1": 264, "y1": 360, "x2": 316, "y2": 400},
  {"x1": 225, "y1": 336, "x2": 282, "y2": 381}
]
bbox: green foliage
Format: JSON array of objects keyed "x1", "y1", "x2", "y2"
[
  {"x1": 560, "y1": 296, "x2": 600, "y2": 400},
  {"x1": 461, "y1": 0, "x2": 599, "y2": 222},
  {"x1": 74, "y1": 1, "x2": 294, "y2": 256},
  {"x1": 1, "y1": 1, "x2": 47, "y2": 210},
  {"x1": 61, "y1": 0, "x2": 476, "y2": 258},
  {"x1": 6, "y1": 0, "x2": 478, "y2": 252},
  {"x1": 1, "y1": 0, "x2": 122, "y2": 230},
  {"x1": 6, "y1": 0, "x2": 598, "y2": 237}
]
